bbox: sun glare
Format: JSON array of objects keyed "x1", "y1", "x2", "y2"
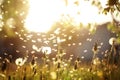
[
  {"x1": 25, "y1": 0, "x2": 65, "y2": 32},
  {"x1": 25, "y1": 0, "x2": 112, "y2": 32}
]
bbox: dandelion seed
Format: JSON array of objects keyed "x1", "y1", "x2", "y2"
[
  {"x1": 83, "y1": 49, "x2": 88, "y2": 53},
  {"x1": 31, "y1": 40, "x2": 36, "y2": 43},
  {"x1": 4, "y1": 35, "x2": 8, "y2": 38},
  {"x1": 68, "y1": 44, "x2": 71, "y2": 46},
  {"x1": 31, "y1": 51, "x2": 35, "y2": 54},
  {"x1": 4, "y1": 53, "x2": 8, "y2": 55},
  {"x1": 43, "y1": 38, "x2": 47, "y2": 41},
  {"x1": 61, "y1": 38, "x2": 66, "y2": 42},
  {"x1": 52, "y1": 49, "x2": 57, "y2": 52},
  {"x1": 78, "y1": 42, "x2": 82, "y2": 45},
  {"x1": 70, "y1": 30, "x2": 75, "y2": 33},
  {"x1": 63, "y1": 34, "x2": 67, "y2": 37},
  {"x1": 15, "y1": 32, "x2": 19, "y2": 35},
  {"x1": 37, "y1": 33, "x2": 40, "y2": 36},
  {"x1": 6, "y1": 18, "x2": 15, "y2": 28},
  {"x1": 68, "y1": 36, "x2": 72, "y2": 40},
  {"x1": 10, "y1": 43, "x2": 14, "y2": 46},
  {"x1": 72, "y1": 43, "x2": 76, "y2": 45},
  {"x1": 81, "y1": 56, "x2": 84, "y2": 59},
  {"x1": 7, "y1": 0, "x2": 10, "y2": 3},
  {"x1": 98, "y1": 46, "x2": 101, "y2": 49},
  {"x1": 23, "y1": 40, "x2": 27, "y2": 42},
  {"x1": 22, "y1": 45, "x2": 26, "y2": 48},
  {"x1": 22, "y1": 1, "x2": 27, "y2": 4},
  {"x1": 54, "y1": 28, "x2": 60, "y2": 35},
  {"x1": 69, "y1": 57, "x2": 73, "y2": 61},
  {"x1": 100, "y1": 42, "x2": 103, "y2": 45},
  {"x1": 27, "y1": 34, "x2": 33, "y2": 39},
  {"x1": 20, "y1": 11, "x2": 25, "y2": 16},
  {"x1": 20, "y1": 37, "x2": 24, "y2": 40},
  {"x1": 52, "y1": 58, "x2": 55, "y2": 61},
  {"x1": 37, "y1": 38, "x2": 42, "y2": 42}
]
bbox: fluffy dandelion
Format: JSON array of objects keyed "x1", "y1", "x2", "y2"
[
  {"x1": 42, "y1": 46, "x2": 51, "y2": 55},
  {"x1": 15, "y1": 57, "x2": 27, "y2": 66},
  {"x1": 109, "y1": 37, "x2": 117, "y2": 45}
]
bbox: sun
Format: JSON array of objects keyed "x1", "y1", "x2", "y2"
[
  {"x1": 25, "y1": 0, "x2": 112, "y2": 32},
  {"x1": 25, "y1": 0, "x2": 65, "y2": 32}
]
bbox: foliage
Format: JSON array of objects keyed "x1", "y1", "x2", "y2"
[
  {"x1": 91, "y1": 0, "x2": 120, "y2": 38},
  {"x1": 0, "y1": 0, "x2": 29, "y2": 37}
]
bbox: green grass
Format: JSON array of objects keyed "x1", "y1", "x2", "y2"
[{"x1": 0, "y1": 63, "x2": 120, "y2": 80}]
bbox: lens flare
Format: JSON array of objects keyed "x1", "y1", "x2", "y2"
[{"x1": 25, "y1": 0, "x2": 65, "y2": 32}]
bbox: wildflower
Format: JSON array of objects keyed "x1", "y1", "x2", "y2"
[
  {"x1": 50, "y1": 72, "x2": 57, "y2": 80},
  {"x1": 93, "y1": 58, "x2": 101, "y2": 65},
  {"x1": 97, "y1": 71, "x2": 103, "y2": 78},
  {"x1": 78, "y1": 78, "x2": 82, "y2": 80}
]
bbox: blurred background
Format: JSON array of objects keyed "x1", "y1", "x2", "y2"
[{"x1": 0, "y1": 0, "x2": 119, "y2": 63}]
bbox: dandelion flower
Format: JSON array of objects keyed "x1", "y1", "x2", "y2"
[{"x1": 50, "y1": 72, "x2": 57, "y2": 80}]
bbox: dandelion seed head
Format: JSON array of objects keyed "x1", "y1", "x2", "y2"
[{"x1": 109, "y1": 37, "x2": 116, "y2": 45}]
